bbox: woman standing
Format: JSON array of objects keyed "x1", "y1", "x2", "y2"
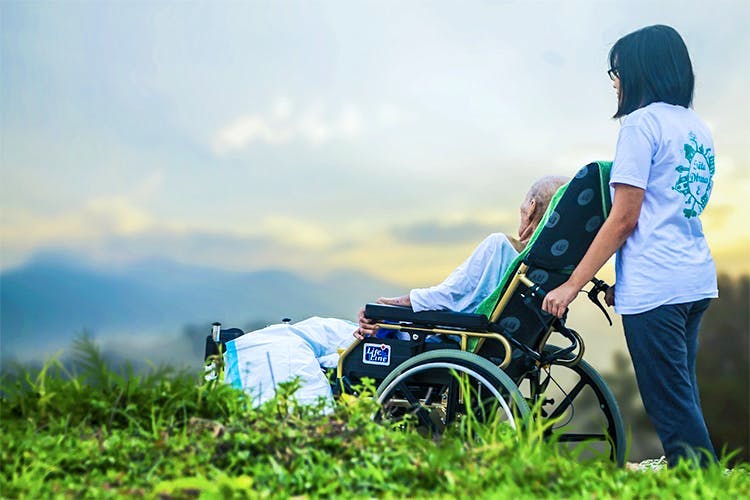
[{"x1": 542, "y1": 25, "x2": 718, "y2": 467}]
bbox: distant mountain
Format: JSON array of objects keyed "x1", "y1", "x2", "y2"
[{"x1": 0, "y1": 251, "x2": 402, "y2": 363}]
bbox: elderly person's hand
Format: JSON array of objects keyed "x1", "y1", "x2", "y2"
[
  {"x1": 354, "y1": 306, "x2": 376, "y2": 339},
  {"x1": 353, "y1": 295, "x2": 412, "y2": 339}
]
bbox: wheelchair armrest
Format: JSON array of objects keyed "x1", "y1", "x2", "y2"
[{"x1": 364, "y1": 303, "x2": 489, "y2": 330}]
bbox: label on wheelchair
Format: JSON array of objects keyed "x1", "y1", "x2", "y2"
[{"x1": 362, "y1": 343, "x2": 391, "y2": 366}]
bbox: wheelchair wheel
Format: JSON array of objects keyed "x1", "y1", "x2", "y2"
[
  {"x1": 522, "y1": 345, "x2": 626, "y2": 466},
  {"x1": 375, "y1": 350, "x2": 530, "y2": 435}
]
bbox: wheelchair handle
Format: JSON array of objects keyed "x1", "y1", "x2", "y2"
[
  {"x1": 520, "y1": 274, "x2": 612, "y2": 327},
  {"x1": 589, "y1": 277, "x2": 609, "y2": 293},
  {"x1": 587, "y1": 278, "x2": 613, "y2": 326},
  {"x1": 212, "y1": 322, "x2": 222, "y2": 342}
]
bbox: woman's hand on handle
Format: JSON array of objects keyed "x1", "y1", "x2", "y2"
[{"x1": 542, "y1": 281, "x2": 581, "y2": 318}]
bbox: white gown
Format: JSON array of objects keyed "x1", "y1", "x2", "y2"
[
  {"x1": 223, "y1": 317, "x2": 357, "y2": 408},
  {"x1": 223, "y1": 233, "x2": 518, "y2": 407},
  {"x1": 410, "y1": 233, "x2": 519, "y2": 313}
]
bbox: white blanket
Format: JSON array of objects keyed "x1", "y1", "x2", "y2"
[{"x1": 223, "y1": 317, "x2": 357, "y2": 407}]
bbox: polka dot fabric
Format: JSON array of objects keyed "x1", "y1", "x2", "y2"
[
  {"x1": 526, "y1": 162, "x2": 612, "y2": 270},
  {"x1": 474, "y1": 162, "x2": 612, "y2": 362}
]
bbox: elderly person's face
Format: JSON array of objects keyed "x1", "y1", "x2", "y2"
[{"x1": 518, "y1": 192, "x2": 537, "y2": 241}]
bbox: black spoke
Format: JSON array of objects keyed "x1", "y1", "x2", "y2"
[
  {"x1": 423, "y1": 386, "x2": 436, "y2": 406},
  {"x1": 557, "y1": 433, "x2": 607, "y2": 443},
  {"x1": 445, "y1": 378, "x2": 459, "y2": 424},
  {"x1": 548, "y1": 377, "x2": 586, "y2": 421},
  {"x1": 395, "y1": 381, "x2": 436, "y2": 432}
]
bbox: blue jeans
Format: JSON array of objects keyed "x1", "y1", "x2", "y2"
[{"x1": 622, "y1": 298, "x2": 717, "y2": 467}]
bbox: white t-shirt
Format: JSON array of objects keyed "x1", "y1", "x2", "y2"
[
  {"x1": 410, "y1": 233, "x2": 519, "y2": 313},
  {"x1": 610, "y1": 102, "x2": 718, "y2": 314}
]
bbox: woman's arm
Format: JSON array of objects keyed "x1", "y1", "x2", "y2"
[{"x1": 542, "y1": 183, "x2": 644, "y2": 318}]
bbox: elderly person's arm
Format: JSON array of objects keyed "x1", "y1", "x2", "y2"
[
  {"x1": 355, "y1": 232, "x2": 520, "y2": 338},
  {"x1": 355, "y1": 232, "x2": 515, "y2": 337}
]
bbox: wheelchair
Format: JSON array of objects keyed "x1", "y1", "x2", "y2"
[{"x1": 206, "y1": 161, "x2": 626, "y2": 466}]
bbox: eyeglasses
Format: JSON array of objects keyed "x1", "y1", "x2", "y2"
[{"x1": 607, "y1": 67, "x2": 620, "y2": 81}]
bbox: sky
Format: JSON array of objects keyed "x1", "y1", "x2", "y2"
[{"x1": 1, "y1": 0, "x2": 748, "y2": 288}]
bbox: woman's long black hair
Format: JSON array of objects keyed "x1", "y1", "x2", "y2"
[{"x1": 609, "y1": 25, "x2": 694, "y2": 118}]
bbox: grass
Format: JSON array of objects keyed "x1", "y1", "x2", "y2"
[{"x1": 1, "y1": 338, "x2": 748, "y2": 498}]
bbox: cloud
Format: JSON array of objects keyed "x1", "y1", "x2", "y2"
[
  {"x1": 0, "y1": 200, "x2": 345, "y2": 276},
  {"x1": 212, "y1": 115, "x2": 291, "y2": 150},
  {"x1": 0, "y1": 198, "x2": 156, "y2": 248},
  {"x1": 391, "y1": 219, "x2": 508, "y2": 245},
  {"x1": 0, "y1": 167, "x2": 173, "y2": 269},
  {"x1": 212, "y1": 98, "x2": 366, "y2": 153},
  {"x1": 96, "y1": 229, "x2": 277, "y2": 271},
  {"x1": 258, "y1": 215, "x2": 335, "y2": 250},
  {"x1": 0, "y1": 199, "x2": 478, "y2": 286}
]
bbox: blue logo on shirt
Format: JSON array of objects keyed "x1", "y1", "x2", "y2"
[{"x1": 673, "y1": 132, "x2": 715, "y2": 219}]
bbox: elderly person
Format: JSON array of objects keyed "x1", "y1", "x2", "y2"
[
  {"x1": 356, "y1": 175, "x2": 568, "y2": 338},
  {"x1": 226, "y1": 175, "x2": 569, "y2": 406}
]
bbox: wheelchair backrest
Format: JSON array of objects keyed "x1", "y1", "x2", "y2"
[{"x1": 474, "y1": 161, "x2": 612, "y2": 349}]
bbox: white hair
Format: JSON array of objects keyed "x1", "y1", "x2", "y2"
[{"x1": 526, "y1": 175, "x2": 569, "y2": 223}]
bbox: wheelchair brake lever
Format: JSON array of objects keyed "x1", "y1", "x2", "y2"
[{"x1": 587, "y1": 278, "x2": 613, "y2": 326}]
